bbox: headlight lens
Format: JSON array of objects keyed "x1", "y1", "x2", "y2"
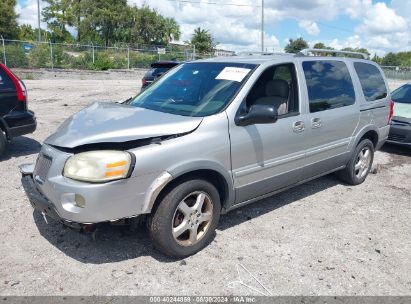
[{"x1": 64, "y1": 150, "x2": 132, "y2": 182}]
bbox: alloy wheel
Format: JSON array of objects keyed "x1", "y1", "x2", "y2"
[{"x1": 172, "y1": 191, "x2": 214, "y2": 246}]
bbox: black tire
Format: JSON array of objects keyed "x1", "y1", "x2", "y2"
[
  {"x1": 148, "y1": 179, "x2": 221, "y2": 258},
  {"x1": 337, "y1": 139, "x2": 374, "y2": 185},
  {"x1": 0, "y1": 130, "x2": 6, "y2": 157}
]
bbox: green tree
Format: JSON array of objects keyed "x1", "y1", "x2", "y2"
[
  {"x1": 18, "y1": 24, "x2": 50, "y2": 41},
  {"x1": 313, "y1": 42, "x2": 334, "y2": 50},
  {"x1": 80, "y1": 0, "x2": 129, "y2": 46},
  {"x1": 43, "y1": 0, "x2": 75, "y2": 42},
  {"x1": 0, "y1": 0, "x2": 19, "y2": 39},
  {"x1": 284, "y1": 38, "x2": 309, "y2": 53},
  {"x1": 382, "y1": 52, "x2": 400, "y2": 66},
  {"x1": 163, "y1": 18, "x2": 181, "y2": 43},
  {"x1": 395, "y1": 51, "x2": 411, "y2": 67},
  {"x1": 126, "y1": 5, "x2": 178, "y2": 46},
  {"x1": 341, "y1": 47, "x2": 370, "y2": 56},
  {"x1": 190, "y1": 27, "x2": 215, "y2": 54},
  {"x1": 371, "y1": 53, "x2": 383, "y2": 65}
]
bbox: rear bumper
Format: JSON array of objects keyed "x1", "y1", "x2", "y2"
[{"x1": 3, "y1": 110, "x2": 37, "y2": 138}]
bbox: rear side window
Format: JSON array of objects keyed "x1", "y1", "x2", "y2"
[
  {"x1": 354, "y1": 62, "x2": 387, "y2": 102},
  {"x1": 303, "y1": 60, "x2": 356, "y2": 113},
  {"x1": 0, "y1": 68, "x2": 14, "y2": 90}
]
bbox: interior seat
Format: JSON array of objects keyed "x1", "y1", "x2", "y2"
[{"x1": 254, "y1": 79, "x2": 289, "y2": 115}]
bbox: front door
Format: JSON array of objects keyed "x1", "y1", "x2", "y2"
[{"x1": 228, "y1": 63, "x2": 308, "y2": 204}]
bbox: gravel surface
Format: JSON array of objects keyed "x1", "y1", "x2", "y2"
[{"x1": 0, "y1": 71, "x2": 410, "y2": 296}]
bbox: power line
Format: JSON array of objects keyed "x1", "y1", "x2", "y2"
[{"x1": 166, "y1": 0, "x2": 261, "y2": 8}]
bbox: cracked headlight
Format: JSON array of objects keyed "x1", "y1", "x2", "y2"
[{"x1": 64, "y1": 150, "x2": 133, "y2": 182}]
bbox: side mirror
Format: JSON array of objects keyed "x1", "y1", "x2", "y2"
[{"x1": 235, "y1": 104, "x2": 278, "y2": 126}]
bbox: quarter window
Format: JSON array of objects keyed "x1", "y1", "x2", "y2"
[
  {"x1": 303, "y1": 60, "x2": 356, "y2": 113},
  {"x1": 354, "y1": 62, "x2": 388, "y2": 102}
]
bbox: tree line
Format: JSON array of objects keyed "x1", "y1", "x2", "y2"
[
  {"x1": 284, "y1": 37, "x2": 411, "y2": 67},
  {"x1": 1, "y1": 0, "x2": 181, "y2": 46},
  {"x1": 0, "y1": 0, "x2": 216, "y2": 54}
]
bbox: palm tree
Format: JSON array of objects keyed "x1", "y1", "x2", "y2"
[
  {"x1": 163, "y1": 18, "x2": 181, "y2": 43},
  {"x1": 190, "y1": 27, "x2": 215, "y2": 54}
]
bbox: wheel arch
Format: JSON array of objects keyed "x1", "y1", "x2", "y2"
[
  {"x1": 150, "y1": 162, "x2": 235, "y2": 214},
  {"x1": 353, "y1": 125, "x2": 379, "y2": 150}
]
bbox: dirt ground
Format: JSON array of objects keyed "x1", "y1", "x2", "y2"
[{"x1": 0, "y1": 70, "x2": 410, "y2": 296}]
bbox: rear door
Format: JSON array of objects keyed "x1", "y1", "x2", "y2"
[
  {"x1": 353, "y1": 62, "x2": 390, "y2": 128},
  {"x1": 299, "y1": 59, "x2": 360, "y2": 179},
  {"x1": 0, "y1": 66, "x2": 18, "y2": 117}
]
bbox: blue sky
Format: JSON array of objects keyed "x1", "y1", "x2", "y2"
[{"x1": 15, "y1": 0, "x2": 411, "y2": 54}]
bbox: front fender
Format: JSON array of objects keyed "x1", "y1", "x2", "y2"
[{"x1": 168, "y1": 160, "x2": 235, "y2": 212}]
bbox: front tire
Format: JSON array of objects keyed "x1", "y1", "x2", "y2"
[
  {"x1": 337, "y1": 139, "x2": 374, "y2": 185},
  {"x1": 148, "y1": 179, "x2": 221, "y2": 258},
  {"x1": 0, "y1": 131, "x2": 6, "y2": 157}
]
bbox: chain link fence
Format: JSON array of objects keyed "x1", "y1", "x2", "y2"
[
  {"x1": 381, "y1": 66, "x2": 411, "y2": 81},
  {"x1": 0, "y1": 38, "x2": 218, "y2": 70}
]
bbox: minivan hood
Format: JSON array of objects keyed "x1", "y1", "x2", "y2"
[{"x1": 45, "y1": 102, "x2": 202, "y2": 148}]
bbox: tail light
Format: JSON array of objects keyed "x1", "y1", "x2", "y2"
[
  {"x1": 142, "y1": 79, "x2": 147, "y2": 86},
  {"x1": 0, "y1": 63, "x2": 26, "y2": 103},
  {"x1": 388, "y1": 99, "x2": 394, "y2": 125}
]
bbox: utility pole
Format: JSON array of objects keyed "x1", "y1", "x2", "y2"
[
  {"x1": 261, "y1": 0, "x2": 264, "y2": 52},
  {"x1": 37, "y1": 0, "x2": 41, "y2": 41}
]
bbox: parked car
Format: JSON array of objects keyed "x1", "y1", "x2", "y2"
[
  {"x1": 387, "y1": 83, "x2": 411, "y2": 147},
  {"x1": 0, "y1": 63, "x2": 36, "y2": 157},
  {"x1": 141, "y1": 61, "x2": 181, "y2": 90},
  {"x1": 20, "y1": 50, "x2": 392, "y2": 257}
]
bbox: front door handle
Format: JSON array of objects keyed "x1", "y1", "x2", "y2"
[
  {"x1": 292, "y1": 121, "x2": 305, "y2": 133},
  {"x1": 311, "y1": 118, "x2": 322, "y2": 129}
]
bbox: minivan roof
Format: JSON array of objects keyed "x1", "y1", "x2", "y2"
[
  {"x1": 195, "y1": 53, "x2": 375, "y2": 65},
  {"x1": 197, "y1": 49, "x2": 370, "y2": 64}
]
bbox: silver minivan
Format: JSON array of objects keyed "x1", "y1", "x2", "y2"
[{"x1": 20, "y1": 49, "x2": 393, "y2": 257}]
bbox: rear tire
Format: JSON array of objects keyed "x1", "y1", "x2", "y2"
[
  {"x1": 337, "y1": 139, "x2": 374, "y2": 185},
  {"x1": 0, "y1": 130, "x2": 6, "y2": 157},
  {"x1": 148, "y1": 179, "x2": 221, "y2": 258}
]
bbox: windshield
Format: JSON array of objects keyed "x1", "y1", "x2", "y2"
[
  {"x1": 131, "y1": 62, "x2": 256, "y2": 117},
  {"x1": 392, "y1": 84, "x2": 411, "y2": 104}
]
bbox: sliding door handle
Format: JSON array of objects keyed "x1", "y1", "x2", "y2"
[{"x1": 311, "y1": 118, "x2": 322, "y2": 129}]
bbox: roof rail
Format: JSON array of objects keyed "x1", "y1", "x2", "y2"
[
  {"x1": 237, "y1": 51, "x2": 289, "y2": 56},
  {"x1": 298, "y1": 48, "x2": 369, "y2": 60}
]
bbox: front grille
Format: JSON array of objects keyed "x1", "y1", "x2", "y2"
[
  {"x1": 388, "y1": 134, "x2": 406, "y2": 142},
  {"x1": 34, "y1": 154, "x2": 52, "y2": 183}
]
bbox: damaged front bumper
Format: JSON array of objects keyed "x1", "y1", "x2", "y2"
[
  {"x1": 19, "y1": 144, "x2": 173, "y2": 225},
  {"x1": 21, "y1": 167, "x2": 61, "y2": 222},
  {"x1": 20, "y1": 164, "x2": 82, "y2": 228}
]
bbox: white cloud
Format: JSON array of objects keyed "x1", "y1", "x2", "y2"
[
  {"x1": 16, "y1": 0, "x2": 47, "y2": 29},
  {"x1": 356, "y1": 2, "x2": 407, "y2": 35},
  {"x1": 298, "y1": 20, "x2": 320, "y2": 36},
  {"x1": 354, "y1": 1, "x2": 410, "y2": 52},
  {"x1": 15, "y1": 0, "x2": 411, "y2": 54}
]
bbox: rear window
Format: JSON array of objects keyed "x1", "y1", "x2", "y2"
[
  {"x1": 150, "y1": 67, "x2": 170, "y2": 76},
  {"x1": 0, "y1": 68, "x2": 14, "y2": 90},
  {"x1": 354, "y1": 62, "x2": 387, "y2": 102},
  {"x1": 303, "y1": 60, "x2": 356, "y2": 113}
]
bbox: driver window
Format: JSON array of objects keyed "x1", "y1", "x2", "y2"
[{"x1": 245, "y1": 63, "x2": 299, "y2": 116}]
